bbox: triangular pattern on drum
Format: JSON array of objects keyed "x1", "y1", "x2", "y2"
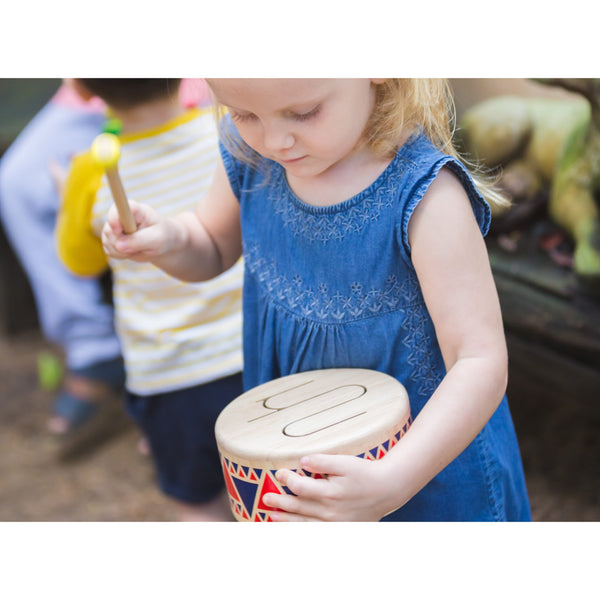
[
  {"x1": 282, "y1": 485, "x2": 295, "y2": 496},
  {"x1": 222, "y1": 458, "x2": 241, "y2": 502},
  {"x1": 364, "y1": 445, "x2": 378, "y2": 460},
  {"x1": 219, "y1": 419, "x2": 412, "y2": 521},
  {"x1": 299, "y1": 468, "x2": 324, "y2": 480},
  {"x1": 256, "y1": 471, "x2": 281, "y2": 511},
  {"x1": 233, "y1": 475, "x2": 260, "y2": 515}
]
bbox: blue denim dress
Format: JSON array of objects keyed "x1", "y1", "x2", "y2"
[{"x1": 220, "y1": 130, "x2": 531, "y2": 521}]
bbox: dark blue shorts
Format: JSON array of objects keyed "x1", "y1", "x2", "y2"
[{"x1": 125, "y1": 372, "x2": 243, "y2": 504}]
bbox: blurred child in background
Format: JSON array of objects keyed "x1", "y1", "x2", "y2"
[
  {"x1": 0, "y1": 79, "x2": 212, "y2": 456},
  {"x1": 0, "y1": 80, "x2": 125, "y2": 448},
  {"x1": 56, "y1": 79, "x2": 244, "y2": 521}
]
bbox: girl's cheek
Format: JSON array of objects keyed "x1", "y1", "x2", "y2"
[{"x1": 239, "y1": 132, "x2": 260, "y2": 153}]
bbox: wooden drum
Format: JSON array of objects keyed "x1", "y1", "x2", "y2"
[{"x1": 215, "y1": 368, "x2": 411, "y2": 522}]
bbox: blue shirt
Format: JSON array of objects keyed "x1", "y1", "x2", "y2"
[{"x1": 220, "y1": 129, "x2": 531, "y2": 521}]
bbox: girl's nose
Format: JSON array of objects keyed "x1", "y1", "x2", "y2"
[{"x1": 263, "y1": 123, "x2": 294, "y2": 152}]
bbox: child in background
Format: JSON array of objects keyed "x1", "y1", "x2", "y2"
[
  {"x1": 0, "y1": 81, "x2": 125, "y2": 445},
  {"x1": 101, "y1": 79, "x2": 531, "y2": 521},
  {"x1": 57, "y1": 79, "x2": 244, "y2": 521},
  {"x1": 0, "y1": 78, "x2": 211, "y2": 449}
]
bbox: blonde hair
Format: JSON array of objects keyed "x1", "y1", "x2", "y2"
[
  {"x1": 365, "y1": 79, "x2": 508, "y2": 210},
  {"x1": 213, "y1": 104, "x2": 270, "y2": 174},
  {"x1": 214, "y1": 78, "x2": 509, "y2": 210}
]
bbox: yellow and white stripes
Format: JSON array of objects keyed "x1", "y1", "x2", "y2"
[{"x1": 90, "y1": 109, "x2": 243, "y2": 395}]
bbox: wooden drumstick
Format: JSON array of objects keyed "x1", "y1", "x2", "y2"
[{"x1": 90, "y1": 133, "x2": 137, "y2": 234}]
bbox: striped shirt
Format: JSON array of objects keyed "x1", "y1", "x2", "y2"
[{"x1": 58, "y1": 108, "x2": 243, "y2": 395}]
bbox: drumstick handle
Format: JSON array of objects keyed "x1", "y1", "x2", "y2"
[{"x1": 105, "y1": 167, "x2": 137, "y2": 234}]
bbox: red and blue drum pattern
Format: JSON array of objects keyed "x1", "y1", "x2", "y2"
[{"x1": 220, "y1": 418, "x2": 412, "y2": 522}]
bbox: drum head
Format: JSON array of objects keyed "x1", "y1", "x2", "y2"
[{"x1": 215, "y1": 368, "x2": 410, "y2": 470}]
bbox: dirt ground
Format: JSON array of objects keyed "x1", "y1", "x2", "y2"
[{"x1": 0, "y1": 330, "x2": 598, "y2": 522}]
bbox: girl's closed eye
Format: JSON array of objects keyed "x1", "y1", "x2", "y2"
[
  {"x1": 231, "y1": 111, "x2": 257, "y2": 123},
  {"x1": 290, "y1": 105, "x2": 321, "y2": 122}
]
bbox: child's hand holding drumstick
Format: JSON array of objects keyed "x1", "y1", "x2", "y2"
[
  {"x1": 91, "y1": 133, "x2": 137, "y2": 234},
  {"x1": 97, "y1": 129, "x2": 209, "y2": 276}
]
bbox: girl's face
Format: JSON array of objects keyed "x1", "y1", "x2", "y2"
[{"x1": 208, "y1": 79, "x2": 378, "y2": 180}]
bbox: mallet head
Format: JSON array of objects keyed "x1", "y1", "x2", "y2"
[{"x1": 91, "y1": 133, "x2": 121, "y2": 169}]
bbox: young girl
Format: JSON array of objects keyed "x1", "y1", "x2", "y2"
[{"x1": 102, "y1": 79, "x2": 531, "y2": 521}]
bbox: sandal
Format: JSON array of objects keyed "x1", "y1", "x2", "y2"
[
  {"x1": 50, "y1": 388, "x2": 101, "y2": 433},
  {"x1": 48, "y1": 356, "x2": 130, "y2": 461}
]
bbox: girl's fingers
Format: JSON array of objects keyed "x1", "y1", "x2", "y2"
[
  {"x1": 270, "y1": 454, "x2": 360, "y2": 500},
  {"x1": 299, "y1": 453, "x2": 357, "y2": 477},
  {"x1": 268, "y1": 509, "x2": 321, "y2": 523},
  {"x1": 103, "y1": 200, "x2": 166, "y2": 257},
  {"x1": 260, "y1": 469, "x2": 330, "y2": 515},
  {"x1": 273, "y1": 468, "x2": 328, "y2": 499},
  {"x1": 129, "y1": 199, "x2": 153, "y2": 228},
  {"x1": 106, "y1": 199, "x2": 147, "y2": 234},
  {"x1": 263, "y1": 455, "x2": 380, "y2": 521},
  {"x1": 262, "y1": 492, "x2": 326, "y2": 521},
  {"x1": 105, "y1": 203, "x2": 124, "y2": 235}
]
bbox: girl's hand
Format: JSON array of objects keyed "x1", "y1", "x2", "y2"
[
  {"x1": 101, "y1": 200, "x2": 177, "y2": 262},
  {"x1": 262, "y1": 454, "x2": 395, "y2": 522}
]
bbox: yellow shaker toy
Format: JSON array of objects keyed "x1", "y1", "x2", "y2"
[{"x1": 90, "y1": 133, "x2": 137, "y2": 234}]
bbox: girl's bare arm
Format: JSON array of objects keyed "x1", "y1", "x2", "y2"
[
  {"x1": 372, "y1": 166, "x2": 508, "y2": 513},
  {"x1": 265, "y1": 167, "x2": 508, "y2": 520},
  {"x1": 102, "y1": 159, "x2": 242, "y2": 282}
]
